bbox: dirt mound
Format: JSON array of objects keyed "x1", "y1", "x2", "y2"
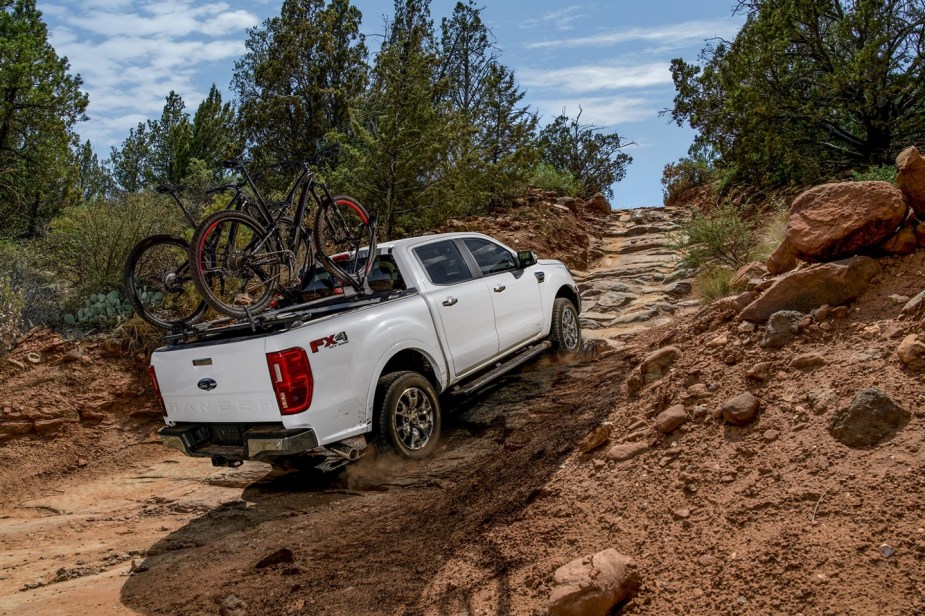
[{"x1": 0, "y1": 329, "x2": 162, "y2": 503}]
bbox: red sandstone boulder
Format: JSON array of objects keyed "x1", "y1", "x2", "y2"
[
  {"x1": 896, "y1": 146, "x2": 925, "y2": 218},
  {"x1": 786, "y1": 181, "x2": 907, "y2": 262},
  {"x1": 585, "y1": 193, "x2": 611, "y2": 216},
  {"x1": 766, "y1": 239, "x2": 797, "y2": 275}
]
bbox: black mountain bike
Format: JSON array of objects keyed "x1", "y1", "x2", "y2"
[
  {"x1": 122, "y1": 181, "x2": 249, "y2": 329},
  {"x1": 188, "y1": 159, "x2": 377, "y2": 319}
]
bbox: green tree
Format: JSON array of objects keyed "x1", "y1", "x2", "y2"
[
  {"x1": 538, "y1": 109, "x2": 632, "y2": 199},
  {"x1": 147, "y1": 91, "x2": 192, "y2": 187},
  {"x1": 342, "y1": 0, "x2": 453, "y2": 239},
  {"x1": 189, "y1": 84, "x2": 240, "y2": 183},
  {"x1": 75, "y1": 139, "x2": 113, "y2": 203},
  {"x1": 109, "y1": 122, "x2": 152, "y2": 193},
  {"x1": 232, "y1": 0, "x2": 368, "y2": 168},
  {"x1": 438, "y1": 1, "x2": 537, "y2": 212},
  {"x1": 670, "y1": 0, "x2": 925, "y2": 184},
  {"x1": 0, "y1": 0, "x2": 88, "y2": 237}
]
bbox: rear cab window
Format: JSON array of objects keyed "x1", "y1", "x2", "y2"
[{"x1": 413, "y1": 241, "x2": 474, "y2": 285}]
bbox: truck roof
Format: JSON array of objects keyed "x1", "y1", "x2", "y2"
[{"x1": 378, "y1": 231, "x2": 498, "y2": 253}]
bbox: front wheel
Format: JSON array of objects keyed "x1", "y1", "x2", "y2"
[
  {"x1": 375, "y1": 371, "x2": 441, "y2": 460},
  {"x1": 189, "y1": 211, "x2": 281, "y2": 318},
  {"x1": 550, "y1": 297, "x2": 581, "y2": 354},
  {"x1": 123, "y1": 234, "x2": 207, "y2": 329}
]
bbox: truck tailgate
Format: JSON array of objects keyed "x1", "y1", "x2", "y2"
[{"x1": 151, "y1": 336, "x2": 280, "y2": 424}]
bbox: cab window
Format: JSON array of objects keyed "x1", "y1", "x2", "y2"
[
  {"x1": 414, "y1": 241, "x2": 474, "y2": 285},
  {"x1": 463, "y1": 238, "x2": 517, "y2": 275}
]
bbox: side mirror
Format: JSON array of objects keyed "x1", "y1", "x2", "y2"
[{"x1": 517, "y1": 250, "x2": 537, "y2": 269}]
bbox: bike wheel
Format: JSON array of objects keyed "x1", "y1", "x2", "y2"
[
  {"x1": 312, "y1": 195, "x2": 377, "y2": 289},
  {"x1": 189, "y1": 211, "x2": 282, "y2": 318},
  {"x1": 123, "y1": 235, "x2": 207, "y2": 330}
]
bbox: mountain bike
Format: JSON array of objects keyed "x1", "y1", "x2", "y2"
[
  {"x1": 122, "y1": 181, "x2": 249, "y2": 329},
  {"x1": 187, "y1": 159, "x2": 377, "y2": 319}
]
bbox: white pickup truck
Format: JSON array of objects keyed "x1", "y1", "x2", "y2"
[{"x1": 150, "y1": 232, "x2": 581, "y2": 470}]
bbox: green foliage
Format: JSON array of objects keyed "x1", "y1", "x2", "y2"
[
  {"x1": 748, "y1": 203, "x2": 790, "y2": 263},
  {"x1": 527, "y1": 162, "x2": 583, "y2": 196},
  {"x1": 338, "y1": 0, "x2": 454, "y2": 239},
  {"x1": 43, "y1": 193, "x2": 182, "y2": 298},
  {"x1": 0, "y1": 239, "x2": 62, "y2": 343},
  {"x1": 64, "y1": 289, "x2": 134, "y2": 329},
  {"x1": 661, "y1": 154, "x2": 716, "y2": 205},
  {"x1": 671, "y1": 204, "x2": 755, "y2": 268},
  {"x1": 693, "y1": 265, "x2": 736, "y2": 304},
  {"x1": 233, "y1": 0, "x2": 367, "y2": 169},
  {"x1": 0, "y1": 0, "x2": 88, "y2": 238},
  {"x1": 538, "y1": 109, "x2": 632, "y2": 199},
  {"x1": 670, "y1": 1, "x2": 925, "y2": 186},
  {"x1": 851, "y1": 165, "x2": 897, "y2": 184},
  {"x1": 437, "y1": 1, "x2": 539, "y2": 214}
]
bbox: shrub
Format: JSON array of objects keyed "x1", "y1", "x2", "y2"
[
  {"x1": 670, "y1": 203, "x2": 754, "y2": 268},
  {"x1": 749, "y1": 203, "x2": 790, "y2": 263},
  {"x1": 43, "y1": 192, "x2": 183, "y2": 300},
  {"x1": 693, "y1": 265, "x2": 736, "y2": 303},
  {"x1": 527, "y1": 162, "x2": 583, "y2": 197},
  {"x1": 0, "y1": 240, "x2": 63, "y2": 348},
  {"x1": 851, "y1": 165, "x2": 897, "y2": 184},
  {"x1": 661, "y1": 155, "x2": 716, "y2": 205}
]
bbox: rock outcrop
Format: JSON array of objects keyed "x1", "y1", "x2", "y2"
[
  {"x1": 548, "y1": 549, "x2": 641, "y2": 616},
  {"x1": 785, "y1": 181, "x2": 907, "y2": 262}
]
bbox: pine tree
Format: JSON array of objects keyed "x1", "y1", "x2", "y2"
[
  {"x1": 147, "y1": 91, "x2": 192, "y2": 187},
  {"x1": 75, "y1": 139, "x2": 113, "y2": 203},
  {"x1": 109, "y1": 122, "x2": 152, "y2": 193},
  {"x1": 190, "y1": 84, "x2": 240, "y2": 183},
  {"x1": 232, "y1": 0, "x2": 367, "y2": 168},
  {"x1": 0, "y1": 0, "x2": 88, "y2": 237},
  {"x1": 438, "y1": 1, "x2": 537, "y2": 212},
  {"x1": 343, "y1": 0, "x2": 453, "y2": 239}
]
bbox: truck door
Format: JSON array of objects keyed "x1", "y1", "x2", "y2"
[
  {"x1": 414, "y1": 240, "x2": 499, "y2": 377},
  {"x1": 462, "y1": 237, "x2": 544, "y2": 353}
]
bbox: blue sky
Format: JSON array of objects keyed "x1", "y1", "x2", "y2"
[{"x1": 39, "y1": 0, "x2": 744, "y2": 208}]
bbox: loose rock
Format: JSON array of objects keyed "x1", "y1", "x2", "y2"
[
  {"x1": 604, "y1": 442, "x2": 649, "y2": 462},
  {"x1": 548, "y1": 549, "x2": 641, "y2": 616},
  {"x1": 761, "y1": 311, "x2": 804, "y2": 349},
  {"x1": 655, "y1": 405, "x2": 688, "y2": 434},
  {"x1": 578, "y1": 423, "x2": 614, "y2": 454},
  {"x1": 639, "y1": 346, "x2": 681, "y2": 385},
  {"x1": 790, "y1": 353, "x2": 826, "y2": 371},
  {"x1": 220, "y1": 595, "x2": 247, "y2": 616},
  {"x1": 746, "y1": 362, "x2": 773, "y2": 383},
  {"x1": 896, "y1": 145, "x2": 925, "y2": 218},
  {"x1": 829, "y1": 388, "x2": 911, "y2": 447},
  {"x1": 721, "y1": 393, "x2": 760, "y2": 426},
  {"x1": 897, "y1": 335, "x2": 925, "y2": 371}
]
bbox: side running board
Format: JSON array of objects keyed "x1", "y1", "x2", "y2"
[{"x1": 451, "y1": 341, "x2": 552, "y2": 396}]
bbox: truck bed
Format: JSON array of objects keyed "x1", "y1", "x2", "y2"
[{"x1": 161, "y1": 287, "x2": 418, "y2": 347}]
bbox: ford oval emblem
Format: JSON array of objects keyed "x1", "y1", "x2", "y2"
[{"x1": 197, "y1": 378, "x2": 217, "y2": 391}]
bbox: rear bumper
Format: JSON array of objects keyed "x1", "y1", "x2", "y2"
[{"x1": 159, "y1": 423, "x2": 319, "y2": 461}]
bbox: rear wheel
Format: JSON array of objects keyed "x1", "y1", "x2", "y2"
[
  {"x1": 189, "y1": 211, "x2": 281, "y2": 318},
  {"x1": 312, "y1": 195, "x2": 376, "y2": 290},
  {"x1": 375, "y1": 371, "x2": 441, "y2": 460},
  {"x1": 123, "y1": 234, "x2": 207, "y2": 329},
  {"x1": 550, "y1": 297, "x2": 581, "y2": 354}
]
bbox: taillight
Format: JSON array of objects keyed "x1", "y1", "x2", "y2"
[
  {"x1": 148, "y1": 366, "x2": 167, "y2": 417},
  {"x1": 266, "y1": 348, "x2": 313, "y2": 415}
]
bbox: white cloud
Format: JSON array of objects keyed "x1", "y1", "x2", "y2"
[
  {"x1": 521, "y1": 5, "x2": 586, "y2": 31},
  {"x1": 520, "y1": 62, "x2": 671, "y2": 94},
  {"x1": 43, "y1": 1, "x2": 259, "y2": 151},
  {"x1": 534, "y1": 96, "x2": 657, "y2": 127},
  {"x1": 526, "y1": 19, "x2": 741, "y2": 50}
]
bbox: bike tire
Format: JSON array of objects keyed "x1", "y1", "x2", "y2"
[
  {"x1": 312, "y1": 195, "x2": 377, "y2": 289},
  {"x1": 189, "y1": 210, "x2": 282, "y2": 318},
  {"x1": 123, "y1": 235, "x2": 208, "y2": 330}
]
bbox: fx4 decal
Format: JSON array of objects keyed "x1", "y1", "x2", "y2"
[{"x1": 310, "y1": 331, "x2": 349, "y2": 354}]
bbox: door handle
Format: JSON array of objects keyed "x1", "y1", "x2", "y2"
[
  {"x1": 493, "y1": 284, "x2": 506, "y2": 293},
  {"x1": 442, "y1": 297, "x2": 458, "y2": 306}
]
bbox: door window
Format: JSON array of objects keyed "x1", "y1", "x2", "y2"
[
  {"x1": 414, "y1": 241, "x2": 474, "y2": 285},
  {"x1": 463, "y1": 238, "x2": 518, "y2": 276}
]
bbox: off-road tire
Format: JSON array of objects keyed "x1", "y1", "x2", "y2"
[
  {"x1": 549, "y1": 297, "x2": 581, "y2": 354},
  {"x1": 375, "y1": 371, "x2": 441, "y2": 460}
]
